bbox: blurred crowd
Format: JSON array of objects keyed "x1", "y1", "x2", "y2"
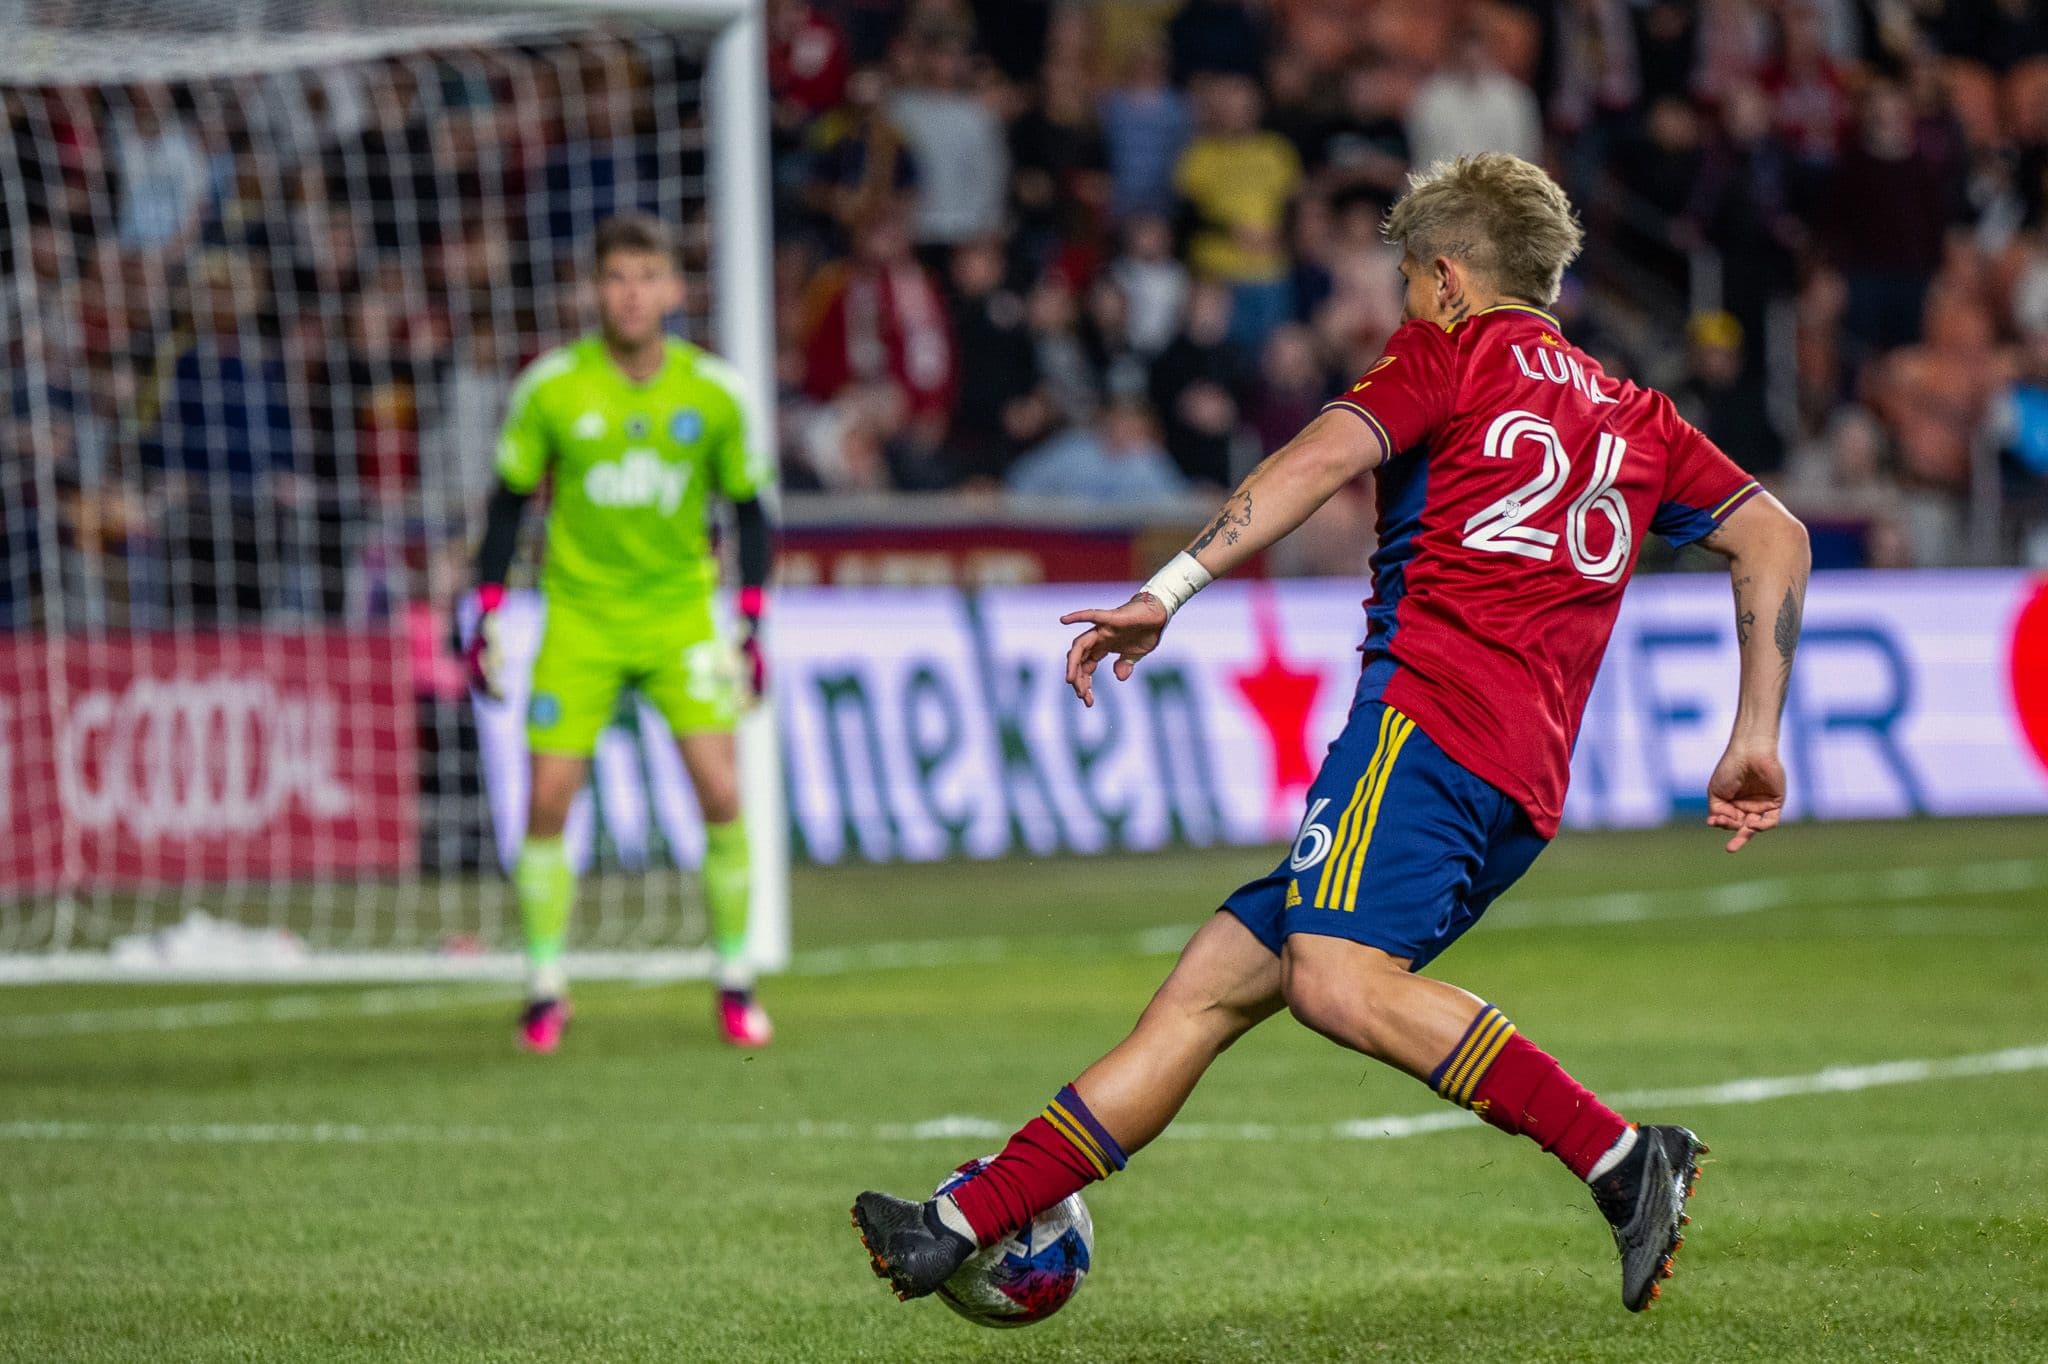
[
  {"x1": 768, "y1": 0, "x2": 2048, "y2": 567},
  {"x1": 9, "y1": 1, "x2": 2048, "y2": 643},
  {"x1": 2, "y1": 28, "x2": 708, "y2": 630}
]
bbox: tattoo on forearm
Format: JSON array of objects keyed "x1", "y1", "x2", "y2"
[
  {"x1": 1190, "y1": 493, "x2": 1253, "y2": 554},
  {"x1": 1773, "y1": 585, "x2": 1803, "y2": 663},
  {"x1": 1731, "y1": 574, "x2": 1755, "y2": 649}
]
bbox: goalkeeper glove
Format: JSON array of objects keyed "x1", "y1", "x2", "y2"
[
  {"x1": 736, "y1": 585, "x2": 767, "y2": 703},
  {"x1": 466, "y1": 583, "x2": 507, "y2": 700}
]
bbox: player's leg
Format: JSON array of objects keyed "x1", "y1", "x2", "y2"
[
  {"x1": 673, "y1": 727, "x2": 770, "y2": 1046},
  {"x1": 1275, "y1": 704, "x2": 1701, "y2": 1309},
  {"x1": 853, "y1": 910, "x2": 1285, "y2": 1300},
  {"x1": 637, "y1": 603, "x2": 764, "y2": 1045},
  {"x1": 1283, "y1": 935, "x2": 1639, "y2": 1175},
  {"x1": 515, "y1": 610, "x2": 618, "y2": 1051}
]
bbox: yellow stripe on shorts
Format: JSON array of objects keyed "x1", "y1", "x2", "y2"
[
  {"x1": 1316, "y1": 709, "x2": 1394, "y2": 909},
  {"x1": 1339, "y1": 713, "x2": 1415, "y2": 914}
]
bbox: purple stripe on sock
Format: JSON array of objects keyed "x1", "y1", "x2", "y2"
[
  {"x1": 1428, "y1": 1005, "x2": 1499, "y2": 1093},
  {"x1": 1056, "y1": 1084, "x2": 1128, "y2": 1170}
]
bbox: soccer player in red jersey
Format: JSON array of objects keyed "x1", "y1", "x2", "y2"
[{"x1": 854, "y1": 154, "x2": 1811, "y2": 1312}]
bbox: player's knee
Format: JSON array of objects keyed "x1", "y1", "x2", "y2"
[
  {"x1": 1281, "y1": 953, "x2": 1392, "y2": 1057},
  {"x1": 525, "y1": 794, "x2": 572, "y2": 840},
  {"x1": 696, "y1": 776, "x2": 742, "y2": 825},
  {"x1": 526, "y1": 768, "x2": 581, "y2": 838}
]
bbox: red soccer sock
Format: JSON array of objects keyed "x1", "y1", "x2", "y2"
[
  {"x1": 942, "y1": 1084, "x2": 1129, "y2": 1246},
  {"x1": 1428, "y1": 1005, "x2": 1630, "y2": 1181}
]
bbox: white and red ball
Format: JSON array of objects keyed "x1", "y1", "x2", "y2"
[{"x1": 930, "y1": 1157, "x2": 1094, "y2": 1328}]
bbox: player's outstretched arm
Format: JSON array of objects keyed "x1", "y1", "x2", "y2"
[
  {"x1": 1697, "y1": 493, "x2": 1811, "y2": 851},
  {"x1": 1062, "y1": 411, "x2": 1384, "y2": 705}
]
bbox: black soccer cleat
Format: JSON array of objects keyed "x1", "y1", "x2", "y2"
[
  {"x1": 850, "y1": 1191, "x2": 975, "y2": 1301},
  {"x1": 1590, "y1": 1124, "x2": 1707, "y2": 1312}
]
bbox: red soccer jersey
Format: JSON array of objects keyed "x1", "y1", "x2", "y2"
[{"x1": 1324, "y1": 304, "x2": 1761, "y2": 837}]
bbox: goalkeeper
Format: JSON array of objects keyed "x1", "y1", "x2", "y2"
[{"x1": 467, "y1": 214, "x2": 776, "y2": 1052}]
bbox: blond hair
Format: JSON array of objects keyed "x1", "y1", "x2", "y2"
[{"x1": 1383, "y1": 154, "x2": 1584, "y2": 306}]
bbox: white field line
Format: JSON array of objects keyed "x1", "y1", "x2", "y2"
[
  {"x1": 0, "y1": 983, "x2": 519, "y2": 1039},
  {"x1": 2, "y1": 1043, "x2": 2044, "y2": 1149},
  {"x1": 4, "y1": 857, "x2": 2044, "y2": 1038}
]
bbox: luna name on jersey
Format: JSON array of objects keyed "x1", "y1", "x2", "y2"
[{"x1": 1509, "y1": 342, "x2": 1617, "y2": 406}]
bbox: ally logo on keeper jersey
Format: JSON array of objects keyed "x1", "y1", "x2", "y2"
[{"x1": 583, "y1": 449, "x2": 689, "y2": 515}]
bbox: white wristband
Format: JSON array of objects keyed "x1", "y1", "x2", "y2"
[{"x1": 1140, "y1": 552, "x2": 1213, "y2": 619}]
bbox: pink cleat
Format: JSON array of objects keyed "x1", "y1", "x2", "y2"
[
  {"x1": 718, "y1": 989, "x2": 773, "y2": 1048},
  {"x1": 518, "y1": 998, "x2": 570, "y2": 1054}
]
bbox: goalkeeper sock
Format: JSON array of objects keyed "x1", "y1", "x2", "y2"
[
  {"x1": 1428, "y1": 1004, "x2": 1630, "y2": 1181},
  {"x1": 942, "y1": 1083, "x2": 1128, "y2": 1247},
  {"x1": 702, "y1": 818, "x2": 752, "y2": 991},
  {"x1": 514, "y1": 836, "x2": 574, "y2": 1001}
]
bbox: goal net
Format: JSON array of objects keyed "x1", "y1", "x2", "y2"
[{"x1": 0, "y1": 0, "x2": 786, "y2": 979}]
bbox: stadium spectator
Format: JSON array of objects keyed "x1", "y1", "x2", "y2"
[
  {"x1": 1167, "y1": 0, "x2": 1268, "y2": 83},
  {"x1": 1548, "y1": 0, "x2": 1641, "y2": 204},
  {"x1": 887, "y1": 29, "x2": 1009, "y2": 247},
  {"x1": 1759, "y1": 2, "x2": 1851, "y2": 180},
  {"x1": 1682, "y1": 82, "x2": 1801, "y2": 367},
  {"x1": 539, "y1": 47, "x2": 666, "y2": 252},
  {"x1": 1868, "y1": 290, "x2": 2001, "y2": 564},
  {"x1": 801, "y1": 205, "x2": 956, "y2": 485},
  {"x1": 1005, "y1": 397, "x2": 1187, "y2": 505},
  {"x1": 1174, "y1": 73, "x2": 1301, "y2": 355},
  {"x1": 1081, "y1": 275, "x2": 1152, "y2": 409},
  {"x1": 944, "y1": 238, "x2": 1052, "y2": 482},
  {"x1": 141, "y1": 251, "x2": 303, "y2": 620},
  {"x1": 110, "y1": 83, "x2": 209, "y2": 254},
  {"x1": 1673, "y1": 311, "x2": 1785, "y2": 475},
  {"x1": 1405, "y1": 27, "x2": 1542, "y2": 171},
  {"x1": 770, "y1": 0, "x2": 853, "y2": 125},
  {"x1": 1246, "y1": 323, "x2": 1333, "y2": 454},
  {"x1": 1783, "y1": 403, "x2": 1910, "y2": 566},
  {"x1": 792, "y1": 380, "x2": 909, "y2": 493},
  {"x1": 1303, "y1": 62, "x2": 1412, "y2": 202},
  {"x1": 1028, "y1": 273, "x2": 1100, "y2": 430},
  {"x1": 1825, "y1": 80, "x2": 1959, "y2": 361},
  {"x1": 1108, "y1": 214, "x2": 1191, "y2": 357},
  {"x1": 1611, "y1": 96, "x2": 1706, "y2": 297},
  {"x1": 1008, "y1": 59, "x2": 1111, "y2": 268},
  {"x1": 805, "y1": 66, "x2": 920, "y2": 235},
  {"x1": 1100, "y1": 40, "x2": 1193, "y2": 223},
  {"x1": 1149, "y1": 281, "x2": 1247, "y2": 489}
]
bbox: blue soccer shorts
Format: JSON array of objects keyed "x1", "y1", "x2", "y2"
[{"x1": 1221, "y1": 696, "x2": 1549, "y2": 971}]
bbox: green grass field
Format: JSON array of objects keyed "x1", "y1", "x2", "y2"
[{"x1": 4, "y1": 816, "x2": 2046, "y2": 1362}]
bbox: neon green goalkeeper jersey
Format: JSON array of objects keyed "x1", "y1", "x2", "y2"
[{"x1": 495, "y1": 334, "x2": 762, "y2": 615}]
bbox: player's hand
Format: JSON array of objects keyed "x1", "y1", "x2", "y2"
[
  {"x1": 1706, "y1": 742, "x2": 1785, "y2": 852},
  {"x1": 465, "y1": 584, "x2": 506, "y2": 701},
  {"x1": 1060, "y1": 594, "x2": 1169, "y2": 708},
  {"x1": 736, "y1": 587, "x2": 767, "y2": 705}
]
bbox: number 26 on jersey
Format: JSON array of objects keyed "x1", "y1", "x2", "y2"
[{"x1": 1460, "y1": 410, "x2": 1632, "y2": 584}]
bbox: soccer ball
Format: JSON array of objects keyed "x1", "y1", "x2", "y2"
[{"x1": 930, "y1": 1157, "x2": 1094, "y2": 1328}]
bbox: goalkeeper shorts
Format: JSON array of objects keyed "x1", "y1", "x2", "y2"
[
  {"x1": 525, "y1": 595, "x2": 740, "y2": 756},
  {"x1": 1221, "y1": 694, "x2": 1548, "y2": 971}
]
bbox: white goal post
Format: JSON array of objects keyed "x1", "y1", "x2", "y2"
[{"x1": 0, "y1": 0, "x2": 788, "y2": 981}]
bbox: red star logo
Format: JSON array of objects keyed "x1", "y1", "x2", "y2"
[{"x1": 1228, "y1": 588, "x2": 1327, "y2": 837}]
